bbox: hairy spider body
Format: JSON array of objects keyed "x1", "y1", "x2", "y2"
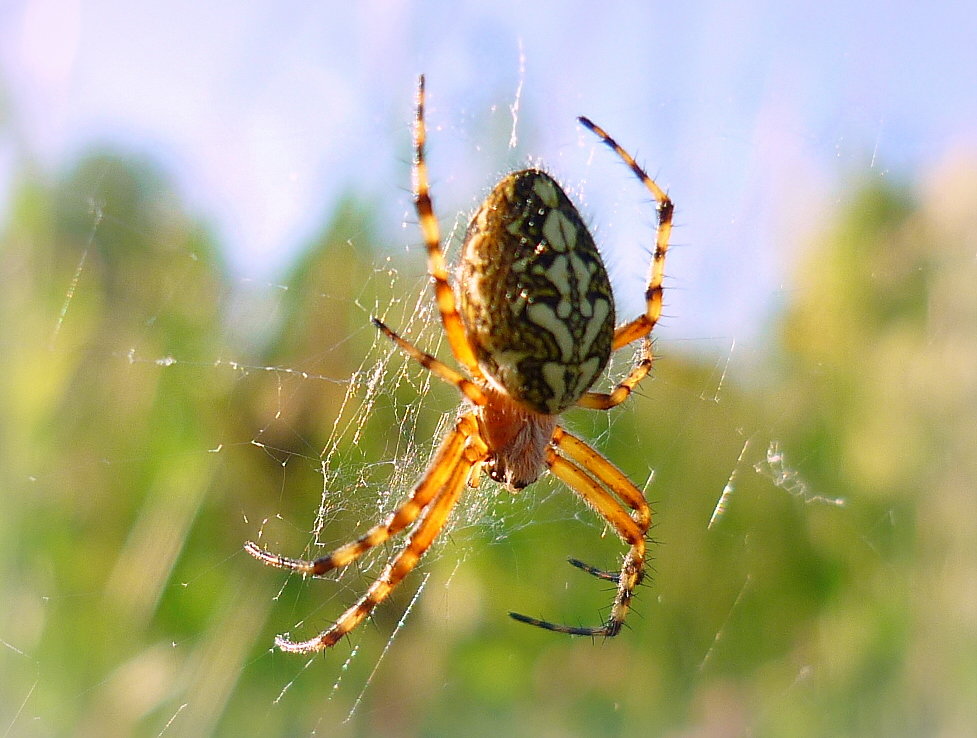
[
  {"x1": 460, "y1": 169, "x2": 615, "y2": 417},
  {"x1": 246, "y1": 76, "x2": 673, "y2": 653}
]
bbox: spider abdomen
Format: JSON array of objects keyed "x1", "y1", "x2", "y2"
[{"x1": 459, "y1": 170, "x2": 615, "y2": 415}]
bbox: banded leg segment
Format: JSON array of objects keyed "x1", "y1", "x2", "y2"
[
  {"x1": 412, "y1": 75, "x2": 481, "y2": 376},
  {"x1": 578, "y1": 116, "x2": 672, "y2": 352},
  {"x1": 577, "y1": 338, "x2": 653, "y2": 410},
  {"x1": 275, "y1": 430, "x2": 486, "y2": 653},
  {"x1": 245, "y1": 414, "x2": 479, "y2": 579},
  {"x1": 557, "y1": 428, "x2": 651, "y2": 627},
  {"x1": 509, "y1": 427, "x2": 650, "y2": 638},
  {"x1": 553, "y1": 428, "x2": 650, "y2": 528},
  {"x1": 372, "y1": 318, "x2": 486, "y2": 406}
]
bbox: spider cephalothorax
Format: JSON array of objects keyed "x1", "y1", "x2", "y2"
[
  {"x1": 475, "y1": 386, "x2": 557, "y2": 490},
  {"x1": 246, "y1": 76, "x2": 673, "y2": 653}
]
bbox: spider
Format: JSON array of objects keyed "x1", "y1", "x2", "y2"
[{"x1": 245, "y1": 75, "x2": 672, "y2": 654}]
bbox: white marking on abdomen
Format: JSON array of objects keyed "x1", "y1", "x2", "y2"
[
  {"x1": 542, "y1": 208, "x2": 577, "y2": 252},
  {"x1": 527, "y1": 302, "x2": 574, "y2": 361},
  {"x1": 578, "y1": 298, "x2": 610, "y2": 355}
]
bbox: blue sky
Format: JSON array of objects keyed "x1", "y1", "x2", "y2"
[{"x1": 2, "y1": 0, "x2": 975, "y2": 349}]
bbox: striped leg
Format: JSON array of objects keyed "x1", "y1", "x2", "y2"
[
  {"x1": 412, "y1": 75, "x2": 482, "y2": 376},
  {"x1": 577, "y1": 338, "x2": 653, "y2": 410},
  {"x1": 509, "y1": 427, "x2": 650, "y2": 637},
  {"x1": 274, "y1": 436, "x2": 481, "y2": 653},
  {"x1": 245, "y1": 415, "x2": 479, "y2": 577},
  {"x1": 246, "y1": 415, "x2": 487, "y2": 652},
  {"x1": 372, "y1": 318, "x2": 486, "y2": 406},
  {"x1": 577, "y1": 117, "x2": 672, "y2": 352}
]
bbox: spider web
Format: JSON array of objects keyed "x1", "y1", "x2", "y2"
[
  {"x1": 4, "y1": 22, "x2": 974, "y2": 737},
  {"x1": 239, "y1": 262, "x2": 670, "y2": 728},
  {"x1": 12, "y1": 82, "x2": 712, "y2": 731},
  {"x1": 0, "y1": 112, "x2": 856, "y2": 738}
]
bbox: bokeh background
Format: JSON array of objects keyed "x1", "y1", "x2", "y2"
[{"x1": 1, "y1": 2, "x2": 975, "y2": 736}]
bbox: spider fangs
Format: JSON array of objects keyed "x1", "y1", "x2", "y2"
[{"x1": 245, "y1": 75, "x2": 672, "y2": 653}]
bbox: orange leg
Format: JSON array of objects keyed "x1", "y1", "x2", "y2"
[
  {"x1": 372, "y1": 318, "x2": 486, "y2": 406},
  {"x1": 276, "y1": 437, "x2": 481, "y2": 653},
  {"x1": 412, "y1": 75, "x2": 482, "y2": 376},
  {"x1": 577, "y1": 338, "x2": 653, "y2": 410},
  {"x1": 509, "y1": 427, "x2": 650, "y2": 637},
  {"x1": 246, "y1": 415, "x2": 488, "y2": 652},
  {"x1": 578, "y1": 117, "x2": 672, "y2": 352},
  {"x1": 245, "y1": 416, "x2": 479, "y2": 577}
]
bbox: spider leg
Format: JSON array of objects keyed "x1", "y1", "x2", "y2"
[
  {"x1": 578, "y1": 117, "x2": 672, "y2": 352},
  {"x1": 372, "y1": 318, "x2": 486, "y2": 405},
  {"x1": 275, "y1": 422, "x2": 486, "y2": 653},
  {"x1": 412, "y1": 75, "x2": 483, "y2": 378},
  {"x1": 245, "y1": 416, "x2": 479, "y2": 581},
  {"x1": 509, "y1": 427, "x2": 650, "y2": 638},
  {"x1": 554, "y1": 428, "x2": 651, "y2": 530},
  {"x1": 567, "y1": 557, "x2": 620, "y2": 582},
  {"x1": 577, "y1": 338, "x2": 653, "y2": 410}
]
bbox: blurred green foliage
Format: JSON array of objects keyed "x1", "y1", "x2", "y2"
[{"x1": 1, "y1": 145, "x2": 974, "y2": 737}]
